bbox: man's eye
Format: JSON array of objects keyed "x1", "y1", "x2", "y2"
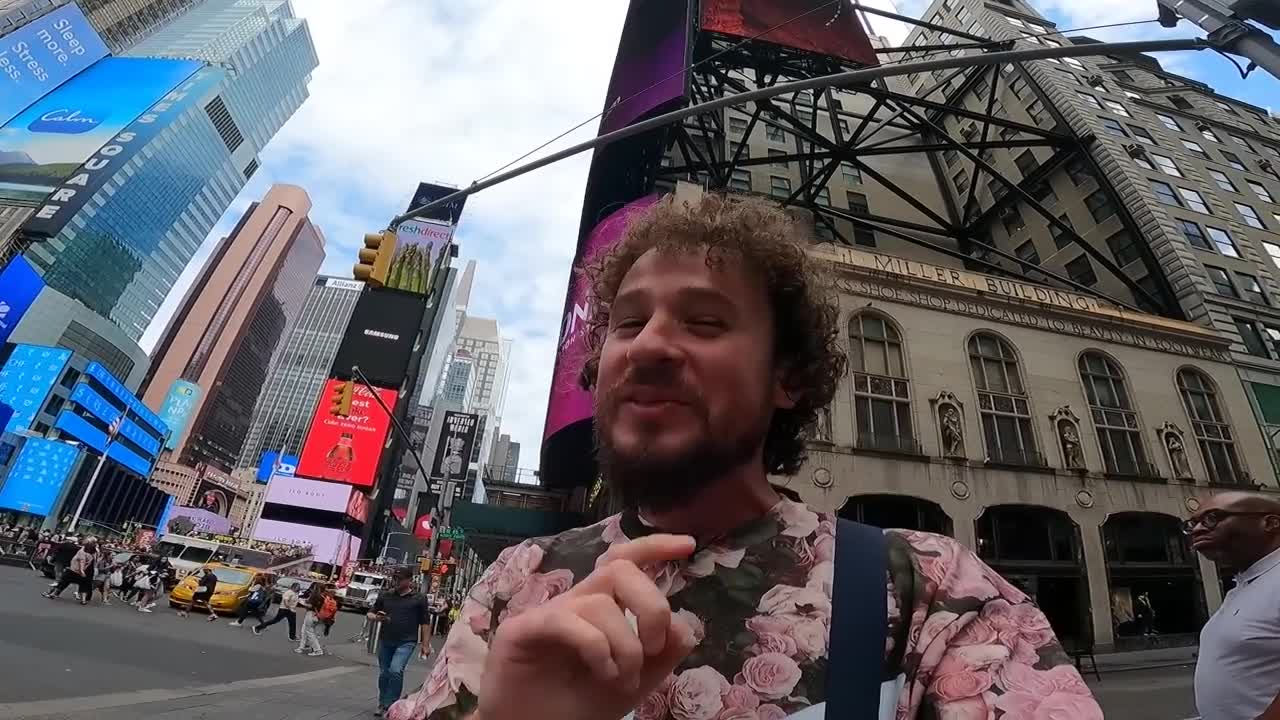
[
  {"x1": 687, "y1": 317, "x2": 726, "y2": 334},
  {"x1": 611, "y1": 318, "x2": 644, "y2": 334}
]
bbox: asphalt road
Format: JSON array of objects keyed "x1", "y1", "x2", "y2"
[
  {"x1": 1089, "y1": 664, "x2": 1199, "y2": 720},
  {"x1": 0, "y1": 565, "x2": 367, "y2": 703}
]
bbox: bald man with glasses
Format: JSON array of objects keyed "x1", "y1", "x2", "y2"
[{"x1": 1187, "y1": 491, "x2": 1280, "y2": 720}]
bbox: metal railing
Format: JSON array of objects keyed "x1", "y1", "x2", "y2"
[
  {"x1": 985, "y1": 446, "x2": 1048, "y2": 468},
  {"x1": 855, "y1": 432, "x2": 922, "y2": 455}
]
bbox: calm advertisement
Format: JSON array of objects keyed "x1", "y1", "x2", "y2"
[
  {"x1": 256, "y1": 451, "x2": 299, "y2": 482},
  {"x1": 0, "y1": 255, "x2": 44, "y2": 345},
  {"x1": 599, "y1": 0, "x2": 692, "y2": 136},
  {"x1": 406, "y1": 181, "x2": 468, "y2": 224},
  {"x1": 264, "y1": 474, "x2": 353, "y2": 514},
  {"x1": 0, "y1": 57, "x2": 202, "y2": 204},
  {"x1": 156, "y1": 380, "x2": 201, "y2": 450},
  {"x1": 297, "y1": 380, "x2": 398, "y2": 487},
  {"x1": 0, "y1": 4, "x2": 110, "y2": 127},
  {"x1": 544, "y1": 196, "x2": 660, "y2": 440},
  {"x1": 252, "y1": 519, "x2": 362, "y2": 566},
  {"x1": 431, "y1": 411, "x2": 479, "y2": 479},
  {"x1": 388, "y1": 218, "x2": 453, "y2": 295},
  {"x1": 0, "y1": 437, "x2": 80, "y2": 516},
  {"x1": 22, "y1": 62, "x2": 224, "y2": 238},
  {"x1": 329, "y1": 290, "x2": 426, "y2": 388},
  {"x1": 0, "y1": 344, "x2": 71, "y2": 433},
  {"x1": 700, "y1": 0, "x2": 878, "y2": 66},
  {"x1": 162, "y1": 505, "x2": 232, "y2": 535}
]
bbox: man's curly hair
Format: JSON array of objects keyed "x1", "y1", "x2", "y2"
[{"x1": 578, "y1": 193, "x2": 847, "y2": 476}]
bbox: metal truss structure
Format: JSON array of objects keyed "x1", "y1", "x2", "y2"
[{"x1": 657, "y1": 13, "x2": 1183, "y2": 317}]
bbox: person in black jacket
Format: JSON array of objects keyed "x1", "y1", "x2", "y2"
[{"x1": 49, "y1": 538, "x2": 79, "y2": 584}]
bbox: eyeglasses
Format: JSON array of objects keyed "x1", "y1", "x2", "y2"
[{"x1": 1182, "y1": 510, "x2": 1275, "y2": 534}]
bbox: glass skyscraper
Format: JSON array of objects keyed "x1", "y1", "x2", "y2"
[
  {"x1": 236, "y1": 276, "x2": 362, "y2": 469},
  {"x1": 18, "y1": 0, "x2": 317, "y2": 341}
]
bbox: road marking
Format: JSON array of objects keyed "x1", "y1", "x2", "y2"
[{"x1": 0, "y1": 665, "x2": 362, "y2": 719}]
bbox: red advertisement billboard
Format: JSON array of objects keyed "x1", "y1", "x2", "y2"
[
  {"x1": 700, "y1": 0, "x2": 878, "y2": 66},
  {"x1": 297, "y1": 380, "x2": 398, "y2": 487}
]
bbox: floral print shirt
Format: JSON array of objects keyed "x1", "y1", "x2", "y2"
[{"x1": 389, "y1": 500, "x2": 1102, "y2": 720}]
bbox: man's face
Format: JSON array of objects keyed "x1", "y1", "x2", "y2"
[
  {"x1": 1187, "y1": 494, "x2": 1279, "y2": 568},
  {"x1": 594, "y1": 248, "x2": 793, "y2": 509},
  {"x1": 397, "y1": 576, "x2": 414, "y2": 593}
]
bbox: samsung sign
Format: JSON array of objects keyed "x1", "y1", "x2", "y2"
[
  {"x1": 0, "y1": 256, "x2": 44, "y2": 346},
  {"x1": 0, "y1": 4, "x2": 109, "y2": 127},
  {"x1": 22, "y1": 63, "x2": 225, "y2": 239}
]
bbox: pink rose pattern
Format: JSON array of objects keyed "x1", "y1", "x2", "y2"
[{"x1": 388, "y1": 501, "x2": 1101, "y2": 720}]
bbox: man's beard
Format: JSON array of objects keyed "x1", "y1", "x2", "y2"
[{"x1": 594, "y1": 374, "x2": 769, "y2": 513}]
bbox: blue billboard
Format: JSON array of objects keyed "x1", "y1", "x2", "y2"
[
  {"x1": 52, "y1": 411, "x2": 152, "y2": 477},
  {"x1": 0, "y1": 344, "x2": 70, "y2": 433},
  {"x1": 256, "y1": 451, "x2": 300, "y2": 483},
  {"x1": 22, "y1": 62, "x2": 224, "y2": 238},
  {"x1": 0, "y1": 256, "x2": 43, "y2": 345},
  {"x1": 82, "y1": 361, "x2": 166, "y2": 438},
  {"x1": 0, "y1": 56, "x2": 203, "y2": 205},
  {"x1": 0, "y1": 437, "x2": 80, "y2": 515},
  {"x1": 157, "y1": 380, "x2": 201, "y2": 450},
  {"x1": 0, "y1": 4, "x2": 110, "y2": 128}
]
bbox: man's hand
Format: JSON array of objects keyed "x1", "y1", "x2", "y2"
[
  {"x1": 474, "y1": 534, "x2": 697, "y2": 720},
  {"x1": 367, "y1": 611, "x2": 386, "y2": 622}
]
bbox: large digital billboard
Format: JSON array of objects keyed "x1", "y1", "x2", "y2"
[
  {"x1": 329, "y1": 290, "x2": 426, "y2": 388},
  {"x1": 700, "y1": 0, "x2": 878, "y2": 66},
  {"x1": 0, "y1": 437, "x2": 80, "y2": 516},
  {"x1": 0, "y1": 344, "x2": 71, "y2": 433},
  {"x1": 0, "y1": 57, "x2": 203, "y2": 205},
  {"x1": 162, "y1": 505, "x2": 232, "y2": 535},
  {"x1": 0, "y1": 4, "x2": 110, "y2": 127},
  {"x1": 156, "y1": 380, "x2": 201, "y2": 450},
  {"x1": 0, "y1": 256, "x2": 44, "y2": 346},
  {"x1": 431, "y1": 410, "x2": 480, "y2": 480},
  {"x1": 264, "y1": 474, "x2": 354, "y2": 514},
  {"x1": 83, "y1": 361, "x2": 166, "y2": 438},
  {"x1": 388, "y1": 219, "x2": 453, "y2": 295},
  {"x1": 545, "y1": 197, "x2": 660, "y2": 440},
  {"x1": 252, "y1": 519, "x2": 362, "y2": 566},
  {"x1": 599, "y1": 0, "x2": 693, "y2": 135},
  {"x1": 193, "y1": 478, "x2": 235, "y2": 517},
  {"x1": 256, "y1": 451, "x2": 299, "y2": 483},
  {"x1": 406, "y1": 181, "x2": 467, "y2": 224},
  {"x1": 297, "y1": 380, "x2": 398, "y2": 487}
]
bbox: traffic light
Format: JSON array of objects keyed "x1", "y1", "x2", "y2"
[
  {"x1": 328, "y1": 380, "x2": 354, "y2": 417},
  {"x1": 352, "y1": 230, "x2": 397, "y2": 286}
]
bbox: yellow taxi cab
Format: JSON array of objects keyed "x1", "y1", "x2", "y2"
[{"x1": 169, "y1": 563, "x2": 274, "y2": 614}]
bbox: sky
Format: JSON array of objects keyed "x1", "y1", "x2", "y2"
[{"x1": 140, "y1": 0, "x2": 1278, "y2": 471}]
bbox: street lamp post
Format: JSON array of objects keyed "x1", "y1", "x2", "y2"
[{"x1": 68, "y1": 415, "x2": 121, "y2": 534}]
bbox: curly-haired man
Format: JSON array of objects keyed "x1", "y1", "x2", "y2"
[{"x1": 389, "y1": 194, "x2": 1101, "y2": 720}]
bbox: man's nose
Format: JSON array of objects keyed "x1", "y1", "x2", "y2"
[{"x1": 626, "y1": 313, "x2": 683, "y2": 366}]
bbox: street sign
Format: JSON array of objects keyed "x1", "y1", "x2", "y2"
[{"x1": 437, "y1": 526, "x2": 464, "y2": 541}]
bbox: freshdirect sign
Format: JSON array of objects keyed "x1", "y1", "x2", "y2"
[
  {"x1": 156, "y1": 379, "x2": 201, "y2": 450},
  {"x1": 0, "y1": 344, "x2": 71, "y2": 433},
  {"x1": 0, "y1": 4, "x2": 109, "y2": 127},
  {"x1": 0, "y1": 437, "x2": 80, "y2": 516},
  {"x1": 0, "y1": 256, "x2": 44, "y2": 346},
  {"x1": 296, "y1": 380, "x2": 398, "y2": 487}
]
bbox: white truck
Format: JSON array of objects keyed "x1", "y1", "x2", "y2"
[{"x1": 335, "y1": 570, "x2": 391, "y2": 611}]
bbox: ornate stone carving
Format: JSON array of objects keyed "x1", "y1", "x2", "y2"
[
  {"x1": 1158, "y1": 422, "x2": 1194, "y2": 480},
  {"x1": 812, "y1": 468, "x2": 833, "y2": 489},
  {"x1": 813, "y1": 405, "x2": 832, "y2": 443},
  {"x1": 1049, "y1": 406, "x2": 1086, "y2": 470},
  {"x1": 931, "y1": 391, "x2": 965, "y2": 458}
]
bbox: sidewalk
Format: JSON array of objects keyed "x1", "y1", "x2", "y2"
[{"x1": 1093, "y1": 645, "x2": 1199, "y2": 674}]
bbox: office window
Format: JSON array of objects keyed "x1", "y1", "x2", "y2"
[
  {"x1": 1015, "y1": 150, "x2": 1038, "y2": 177},
  {"x1": 1201, "y1": 126, "x2": 1222, "y2": 143},
  {"x1": 769, "y1": 175, "x2": 791, "y2": 198},
  {"x1": 1221, "y1": 150, "x2": 1247, "y2": 171},
  {"x1": 1077, "y1": 92, "x2": 1103, "y2": 110},
  {"x1": 815, "y1": 223, "x2": 835, "y2": 241},
  {"x1": 1237, "y1": 202, "x2": 1267, "y2": 229},
  {"x1": 847, "y1": 190, "x2": 876, "y2": 247},
  {"x1": 729, "y1": 169, "x2": 752, "y2": 192},
  {"x1": 1180, "y1": 187, "x2": 1211, "y2": 214},
  {"x1": 1066, "y1": 255, "x2": 1098, "y2": 286},
  {"x1": 1001, "y1": 206, "x2": 1026, "y2": 234},
  {"x1": 1234, "y1": 318, "x2": 1270, "y2": 357},
  {"x1": 1015, "y1": 240, "x2": 1041, "y2": 265},
  {"x1": 1133, "y1": 154, "x2": 1155, "y2": 171},
  {"x1": 1029, "y1": 180, "x2": 1057, "y2": 206},
  {"x1": 1085, "y1": 189, "x2": 1116, "y2": 223},
  {"x1": 1178, "y1": 369, "x2": 1244, "y2": 485},
  {"x1": 1079, "y1": 352, "x2": 1150, "y2": 475},
  {"x1": 769, "y1": 148, "x2": 789, "y2": 168},
  {"x1": 1104, "y1": 100, "x2": 1131, "y2": 117},
  {"x1": 1113, "y1": 70, "x2": 1134, "y2": 83},
  {"x1": 1106, "y1": 231, "x2": 1142, "y2": 266},
  {"x1": 1064, "y1": 57, "x2": 1086, "y2": 71},
  {"x1": 1209, "y1": 169, "x2": 1237, "y2": 192},
  {"x1": 1146, "y1": 153, "x2": 1182, "y2": 178},
  {"x1": 1265, "y1": 145, "x2": 1280, "y2": 159},
  {"x1": 1124, "y1": 90, "x2": 1142, "y2": 100},
  {"x1": 968, "y1": 333, "x2": 1038, "y2": 465},
  {"x1": 944, "y1": 149, "x2": 959, "y2": 167},
  {"x1": 1027, "y1": 99, "x2": 1047, "y2": 125},
  {"x1": 1231, "y1": 135, "x2": 1255, "y2": 153},
  {"x1": 1239, "y1": 273, "x2": 1268, "y2": 305},
  {"x1": 1156, "y1": 113, "x2": 1182, "y2": 131},
  {"x1": 989, "y1": 178, "x2": 1009, "y2": 202},
  {"x1": 1052, "y1": 213, "x2": 1076, "y2": 249},
  {"x1": 953, "y1": 168, "x2": 971, "y2": 194},
  {"x1": 1214, "y1": 100, "x2": 1239, "y2": 116},
  {"x1": 1207, "y1": 266, "x2": 1238, "y2": 297},
  {"x1": 814, "y1": 187, "x2": 831, "y2": 206},
  {"x1": 1265, "y1": 241, "x2": 1280, "y2": 268},
  {"x1": 1180, "y1": 220, "x2": 1211, "y2": 250},
  {"x1": 1168, "y1": 95, "x2": 1194, "y2": 111},
  {"x1": 1206, "y1": 226, "x2": 1240, "y2": 257},
  {"x1": 765, "y1": 124, "x2": 786, "y2": 142},
  {"x1": 842, "y1": 162, "x2": 861, "y2": 183},
  {"x1": 1248, "y1": 181, "x2": 1275, "y2": 204},
  {"x1": 1101, "y1": 118, "x2": 1128, "y2": 137},
  {"x1": 728, "y1": 141, "x2": 748, "y2": 159},
  {"x1": 729, "y1": 116, "x2": 749, "y2": 135},
  {"x1": 838, "y1": 118, "x2": 850, "y2": 135},
  {"x1": 1066, "y1": 156, "x2": 1093, "y2": 186},
  {"x1": 1182, "y1": 139, "x2": 1209, "y2": 158},
  {"x1": 849, "y1": 313, "x2": 912, "y2": 448},
  {"x1": 1130, "y1": 125, "x2": 1156, "y2": 145}
]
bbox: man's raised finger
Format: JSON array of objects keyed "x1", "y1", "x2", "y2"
[{"x1": 592, "y1": 534, "x2": 695, "y2": 573}]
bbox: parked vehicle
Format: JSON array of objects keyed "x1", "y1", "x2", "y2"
[{"x1": 334, "y1": 570, "x2": 390, "y2": 610}]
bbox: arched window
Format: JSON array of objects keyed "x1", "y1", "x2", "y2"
[
  {"x1": 1177, "y1": 369, "x2": 1243, "y2": 484},
  {"x1": 1079, "y1": 352, "x2": 1149, "y2": 475},
  {"x1": 968, "y1": 333, "x2": 1039, "y2": 465},
  {"x1": 849, "y1": 313, "x2": 914, "y2": 452}
]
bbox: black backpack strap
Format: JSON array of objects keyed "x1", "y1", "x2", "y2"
[{"x1": 827, "y1": 519, "x2": 889, "y2": 719}]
